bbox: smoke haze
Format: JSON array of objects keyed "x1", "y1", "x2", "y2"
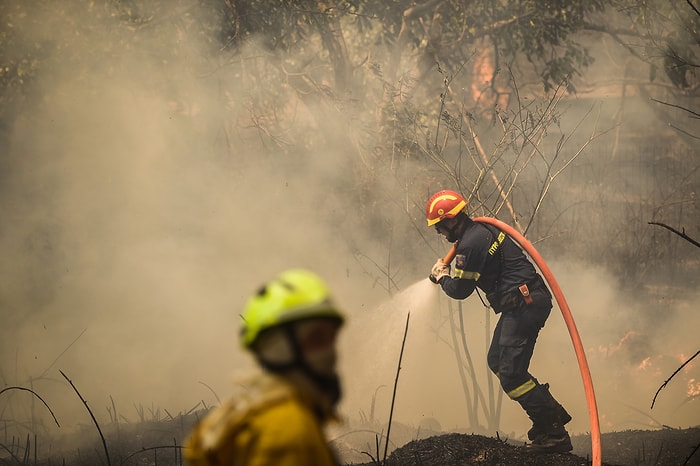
[{"x1": 1, "y1": 1, "x2": 697, "y2": 448}]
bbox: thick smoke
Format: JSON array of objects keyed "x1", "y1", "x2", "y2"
[{"x1": 0, "y1": 1, "x2": 382, "y2": 431}]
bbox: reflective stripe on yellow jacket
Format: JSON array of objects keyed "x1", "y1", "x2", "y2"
[{"x1": 184, "y1": 374, "x2": 338, "y2": 466}]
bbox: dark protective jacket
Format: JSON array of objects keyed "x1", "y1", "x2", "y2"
[{"x1": 438, "y1": 219, "x2": 551, "y2": 311}]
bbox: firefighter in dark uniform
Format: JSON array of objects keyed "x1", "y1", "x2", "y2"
[{"x1": 426, "y1": 189, "x2": 572, "y2": 453}]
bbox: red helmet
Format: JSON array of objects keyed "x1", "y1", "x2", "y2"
[{"x1": 426, "y1": 190, "x2": 467, "y2": 226}]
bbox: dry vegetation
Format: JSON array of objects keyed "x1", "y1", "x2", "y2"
[
  {"x1": 2, "y1": 412, "x2": 697, "y2": 465},
  {"x1": 343, "y1": 428, "x2": 700, "y2": 466}
]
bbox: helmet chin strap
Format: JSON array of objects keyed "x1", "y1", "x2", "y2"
[
  {"x1": 446, "y1": 215, "x2": 470, "y2": 242},
  {"x1": 441, "y1": 219, "x2": 461, "y2": 242}
]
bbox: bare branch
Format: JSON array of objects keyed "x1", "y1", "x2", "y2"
[
  {"x1": 651, "y1": 350, "x2": 700, "y2": 409},
  {"x1": 383, "y1": 312, "x2": 411, "y2": 464},
  {"x1": 650, "y1": 98, "x2": 700, "y2": 119},
  {"x1": 60, "y1": 370, "x2": 111, "y2": 466},
  {"x1": 648, "y1": 222, "x2": 700, "y2": 248},
  {"x1": 0, "y1": 386, "x2": 61, "y2": 427}
]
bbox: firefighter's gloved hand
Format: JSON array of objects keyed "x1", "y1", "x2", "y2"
[{"x1": 430, "y1": 259, "x2": 450, "y2": 283}]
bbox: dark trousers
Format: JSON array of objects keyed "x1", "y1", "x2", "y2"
[
  {"x1": 486, "y1": 299, "x2": 550, "y2": 395},
  {"x1": 487, "y1": 296, "x2": 569, "y2": 436}
]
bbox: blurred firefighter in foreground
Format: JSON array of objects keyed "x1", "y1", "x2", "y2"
[
  {"x1": 184, "y1": 268, "x2": 345, "y2": 466},
  {"x1": 426, "y1": 190, "x2": 572, "y2": 453}
]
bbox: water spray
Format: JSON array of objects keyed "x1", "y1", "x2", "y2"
[{"x1": 435, "y1": 217, "x2": 602, "y2": 466}]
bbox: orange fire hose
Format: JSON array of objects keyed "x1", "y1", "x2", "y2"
[
  {"x1": 440, "y1": 217, "x2": 601, "y2": 465},
  {"x1": 442, "y1": 242, "x2": 459, "y2": 265}
]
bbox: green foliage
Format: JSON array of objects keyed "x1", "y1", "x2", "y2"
[
  {"x1": 2, "y1": 0, "x2": 696, "y2": 117},
  {"x1": 610, "y1": 0, "x2": 699, "y2": 90},
  {"x1": 4, "y1": 0, "x2": 685, "y2": 118}
]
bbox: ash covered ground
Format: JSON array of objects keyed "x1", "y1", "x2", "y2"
[
  {"x1": 339, "y1": 427, "x2": 700, "y2": 466},
  {"x1": 10, "y1": 416, "x2": 697, "y2": 466}
]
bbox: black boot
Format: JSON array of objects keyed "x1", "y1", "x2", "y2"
[
  {"x1": 526, "y1": 383, "x2": 571, "y2": 441},
  {"x1": 525, "y1": 417, "x2": 572, "y2": 454},
  {"x1": 518, "y1": 382, "x2": 573, "y2": 453}
]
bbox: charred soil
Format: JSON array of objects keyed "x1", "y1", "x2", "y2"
[
  {"x1": 6, "y1": 417, "x2": 698, "y2": 465},
  {"x1": 342, "y1": 427, "x2": 700, "y2": 466}
]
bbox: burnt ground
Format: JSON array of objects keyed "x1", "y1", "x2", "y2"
[
  {"x1": 3, "y1": 416, "x2": 698, "y2": 465},
  {"x1": 340, "y1": 427, "x2": 700, "y2": 466}
]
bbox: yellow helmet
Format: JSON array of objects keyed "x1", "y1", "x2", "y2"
[{"x1": 240, "y1": 269, "x2": 345, "y2": 349}]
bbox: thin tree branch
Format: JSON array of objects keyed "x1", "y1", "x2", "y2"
[
  {"x1": 651, "y1": 350, "x2": 700, "y2": 409},
  {"x1": 648, "y1": 222, "x2": 700, "y2": 248},
  {"x1": 60, "y1": 370, "x2": 112, "y2": 466},
  {"x1": 650, "y1": 98, "x2": 700, "y2": 119},
  {"x1": 383, "y1": 312, "x2": 411, "y2": 464},
  {"x1": 0, "y1": 387, "x2": 60, "y2": 427}
]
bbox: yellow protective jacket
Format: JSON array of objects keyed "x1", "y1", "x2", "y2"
[{"x1": 184, "y1": 373, "x2": 339, "y2": 466}]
